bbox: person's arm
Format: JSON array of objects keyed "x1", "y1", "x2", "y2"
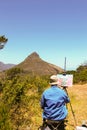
[
  {"x1": 40, "y1": 94, "x2": 45, "y2": 109},
  {"x1": 63, "y1": 90, "x2": 70, "y2": 103},
  {"x1": 65, "y1": 94, "x2": 70, "y2": 103}
]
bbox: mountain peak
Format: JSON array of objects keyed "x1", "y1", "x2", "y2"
[
  {"x1": 17, "y1": 52, "x2": 63, "y2": 75},
  {"x1": 29, "y1": 52, "x2": 40, "y2": 58},
  {"x1": 25, "y1": 52, "x2": 41, "y2": 62}
]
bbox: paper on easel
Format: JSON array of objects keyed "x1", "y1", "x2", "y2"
[{"x1": 57, "y1": 74, "x2": 73, "y2": 87}]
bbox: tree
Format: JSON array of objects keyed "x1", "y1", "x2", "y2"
[{"x1": 0, "y1": 35, "x2": 8, "y2": 49}]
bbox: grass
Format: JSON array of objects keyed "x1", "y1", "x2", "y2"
[{"x1": 65, "y1": 84, "x2": 87, "y2": 130}]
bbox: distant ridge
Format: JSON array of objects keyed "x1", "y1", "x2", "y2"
[
  {"x1": 16, "y1": 52, "x2": 63, "y2": 75},
  {"x1": 0, "y1": 62, "x2": 15, "y2": 72}
]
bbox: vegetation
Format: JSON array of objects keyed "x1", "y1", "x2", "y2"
[
  {"x1": 0, "y1": 69, "x2": 49, "y2": 130},
  {"x1": 0, "y1": 35, "x2": 8, "y2": 49},
  {"x1": 66, "y1": 63, "x2": 87, "y2": 84},
  {"x1": 0, "y1": 63, "x2": 87, "y2": 130}
]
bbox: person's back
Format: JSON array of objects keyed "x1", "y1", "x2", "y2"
[{"x1": 40, "y1": 75, "x2": 70, "y2": 130}]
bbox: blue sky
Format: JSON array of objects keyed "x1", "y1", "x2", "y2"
[{"x1": 0, "y1": 0, "x2": 87, "y2": 70}]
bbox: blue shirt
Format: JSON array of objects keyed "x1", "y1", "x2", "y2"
[{"x1": 40, "y1": 85, "x2": 70, "y2": 121}]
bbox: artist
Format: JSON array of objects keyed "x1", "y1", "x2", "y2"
[{"x1": 40, "y1": 75, "x2": 70, "y2": 130}]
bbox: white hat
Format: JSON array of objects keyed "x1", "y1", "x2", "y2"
[{"x1": 49, "y1": 75, "x2": 59, "y2": 85}]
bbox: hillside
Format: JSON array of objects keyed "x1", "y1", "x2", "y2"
[
  {"x1": 0, "y1": 62, "x2": 15, "y2": 72},
  {"x1": 16, "y1": 52, "x2": 63, "y2": 75}
]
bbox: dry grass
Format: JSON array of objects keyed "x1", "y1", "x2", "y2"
[{"x1": 65, "y1": 84, "x2": 87, "y2": 130}]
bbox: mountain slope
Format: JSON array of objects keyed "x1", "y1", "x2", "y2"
[
  {"x1": 16, "y1": 52, "x2": 63, "y2": 75},
  {"x1": 0, "y1": 62, "x2": 15, "y2": 72}
]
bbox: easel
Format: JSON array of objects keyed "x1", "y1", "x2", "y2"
[{"x1": 63, "y1": 57, "x2": 77, "y2": 128}]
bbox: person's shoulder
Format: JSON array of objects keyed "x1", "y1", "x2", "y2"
[
  {"x1": 43, "y1": 87, "x2": 51, "y2": 94},
  {"x1": 57, "y1": 87, "x2": 67, "y2": 94}
]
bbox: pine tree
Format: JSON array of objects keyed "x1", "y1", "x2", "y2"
[{"x1": 0, "y1": 35, "x2": 8, "y2": 49}]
